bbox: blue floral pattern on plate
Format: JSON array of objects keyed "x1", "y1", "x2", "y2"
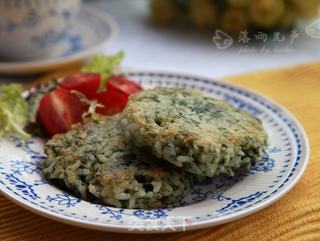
[
  {"x1": 47, "y1": 193, "x2": 81, "y2": 208},
  {"x1": 0, "y1": 71, "x2": 309, "y2": 233}
]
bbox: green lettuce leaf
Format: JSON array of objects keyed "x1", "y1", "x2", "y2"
[
  {"x1": 81, "y1": 51, "x2": 124, "y2": 91},
  {"x1": 0, "y1": 84, "x2": 30, "y2": 140}
]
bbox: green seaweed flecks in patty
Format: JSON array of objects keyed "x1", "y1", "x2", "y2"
[
  {"x1": 122, "y1": 88, "x2": 268, "y2": 177},
  {"x1": 42, "y1": 114, "x2": 193, "y2": 209}
]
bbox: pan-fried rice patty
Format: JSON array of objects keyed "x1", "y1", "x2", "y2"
[
  {"x1": 122, "y1": 88, "x2": 268, "y2": 177},
  {"x1": 42, "y1": 115, "x2": 193, "y2": 209}
]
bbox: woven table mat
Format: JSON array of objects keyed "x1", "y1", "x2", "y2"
[{"x1": 1, "y1": 62, "x2": 320, "y2": 241}]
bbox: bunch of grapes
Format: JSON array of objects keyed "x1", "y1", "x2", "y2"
[{"x1": 150, "y1": 0, "x2": 320, "y2": 34}]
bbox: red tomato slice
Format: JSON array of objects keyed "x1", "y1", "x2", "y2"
[
  {"x1": 95, "y1": 76, "x2": 143, "y2": 115},
  {"x1": 38, "y1": 87, "x2": 85, "y2": 135},
  {"x1": 60, "y1": 73, "x2": 100, "y2": 99},
  {"x1": 58, "y1": 74, "x2": 142, "y2": 116},
  {"x1": 107, "y1": 76, "x2": 143, "y2": 97},
  {"x1": 95, "y1": 90, "x2": 128, "y2": 115}
]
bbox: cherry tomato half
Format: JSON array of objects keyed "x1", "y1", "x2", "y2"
[
  {"x1": 38, "y1": 87, "x2": 85, "y2": 135},
  {"x1": 60, "y1": 73, "x2": 100, "y2": 99}
]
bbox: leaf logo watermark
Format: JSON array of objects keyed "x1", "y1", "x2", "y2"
[
  {"x1": 212, "y1": 30, "x2": 233, "y2": 50},
  {"x1": 305, "y1": 19, "x2": 320, "y2": 39}
]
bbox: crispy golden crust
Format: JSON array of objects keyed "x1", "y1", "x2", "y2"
[
  {"x1": 42, "y1": 115, "x2": 193, "y2": 209},
  {"x1": 123, "y1": 88, "x2": 268, "y2": 177}
]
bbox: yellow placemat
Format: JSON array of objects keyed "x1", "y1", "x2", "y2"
[{"x1": 1, "y1": 63, "x2": 320, "y2": 241}]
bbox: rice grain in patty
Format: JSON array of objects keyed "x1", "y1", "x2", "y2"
[
  {"x1": 42, "y1": 115, "x2": 193, "y2": 209},
  {"x1": 122, "y1": 88, "x2": 268, "y2": 177}
]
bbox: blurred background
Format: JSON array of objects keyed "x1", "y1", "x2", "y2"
[
  {"x1": 1, "y1": 0, "x2": 320, "y2": 79},
  {"x1": 90, "y1": 0, "x2": 320, "y2": 77}
]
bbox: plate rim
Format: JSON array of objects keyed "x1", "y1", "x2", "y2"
[
  {"x1": 0, "y1": 70, "x2": 310, "y2": 233},
  {"x1": 0, "y1": 6, "x2": 118, "y2": 74}
]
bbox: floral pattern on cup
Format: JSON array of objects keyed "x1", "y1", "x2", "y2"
[{"x1": 0, "y1": 0, "x2": 82, "y2": 60}]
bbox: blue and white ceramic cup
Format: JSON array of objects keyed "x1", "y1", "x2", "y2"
[{"x1": 0, "y1": 0, "x2": 82, "y2": 60}]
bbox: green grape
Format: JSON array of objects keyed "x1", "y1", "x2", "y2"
[
  {"x1": 249, "y1": 0, "x2": 285, "y2": 28},
  {"x1": 151, "y1": 0, "x2": 179, "y2": 25},
  {"x1": 227, "y1": 0, "x2": 250, "y2": 8},
  {"x1": 220, "y1": 7, "x2": 248, "y2": 34},
  {"x1": 189, "y1": 0, "x2": 217, "y2": 29}
]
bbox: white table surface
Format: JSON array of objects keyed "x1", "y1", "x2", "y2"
[
  {"x1": 1, "y1": 0, "x2": 320, "y2": 83},
  {"x1": 98, "y1": 0, "x2": 320, "y2": 78}
]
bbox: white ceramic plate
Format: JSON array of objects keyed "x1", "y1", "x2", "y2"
[
  {"x1": 0, "y1": 71, "x2": 309, "y2": 233},
  {"x1": 0, "y1": 6, "x2": 117, "y2": 74}
]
